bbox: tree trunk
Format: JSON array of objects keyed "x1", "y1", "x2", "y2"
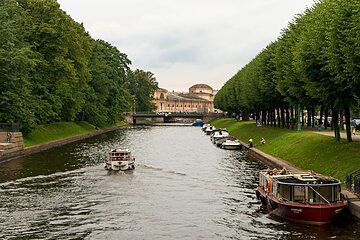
[
  {"x1": 273, "y1": 110, "x2": 277, "y2": 127},
  {"x1": 311, "y1": 107, "x2": 315, "y2": 128},
  {"x1": 344, "y1": 105, "x2": 352, "y2": 142},
  {"x1": 324, "y1": 108, "x2": 328, "y2": 130},
  {"x1": 301, "y1": 109, "x2": 305, "y2": 126},
  {"x1": 281, "y1": 106, "x2": 285, "y2": 128},
  {"x1": 319, "y1": 107, "x2": 323, "y2": 128},
  {"x1": 286, "y1": 107, "x2": 290, "y2": 129},
  {"x1": 262, "y1": 110, "x2": 266, "y2": 125},
  {"x1": 277, "y1": 108, "x2": 281, "y2": 128},
  {"x1": 340, "y1": 109, "x2": 344, "y2": 131},
  {"x1": 307, "y1": 106, "x2": 311, "y2": 127},
  {"x1": 332, "y1": 108, "x2": 340, "y2": 141},
  {"x1": 243, "y1": 111, "x2": 249, "y2": 121},
  {"x1": 291, "y1": 106, "x2": 294, "y2": 130}
]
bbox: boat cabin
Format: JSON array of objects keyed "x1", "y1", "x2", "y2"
[
  {"x1": 259, "y1": 170, "x2": 342, "y2": 204},
  {"x1": 108, "y1": 149, "x2": 132, "y2": 161}
]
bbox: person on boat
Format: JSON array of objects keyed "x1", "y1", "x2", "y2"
[
  {"x1": 248, "y1": 139, "x2": 253, "y2": 148},
  {"x1": 353, "y1": 127, "x2": 356, "y2": 135},
  {"x1": 260, "y1": 137, "x2": 266, "y2": 144}
]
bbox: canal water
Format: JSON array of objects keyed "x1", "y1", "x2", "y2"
[{"x1": 0, "y1": 126, "x2": 359, "y2": 239}]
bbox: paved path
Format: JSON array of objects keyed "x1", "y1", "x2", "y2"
[{"x1": 312, "y1": 130, "x2": 360, "y2": 142}]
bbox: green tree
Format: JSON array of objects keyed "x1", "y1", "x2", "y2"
[{"x1": 0, "y1": 0, "x2": 36, "y2": 134}]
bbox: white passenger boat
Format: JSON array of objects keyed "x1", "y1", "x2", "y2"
[
  {"x1": 210, "y1": 130, "x2": 229, "y2": 143},
  {"x1": 104, "y1": 149, "x2": 135, "y2": 171},
  {"x1": 221, "y1": 139, "x2": 242, "y2": 150}
]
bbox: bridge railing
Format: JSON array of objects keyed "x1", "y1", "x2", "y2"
[
  {"x1": 0, "y1": 123, "x2": 20, "y2": 132},
  {"x1": 346, "y1": 169, "x2": 360, "y2": 197}
]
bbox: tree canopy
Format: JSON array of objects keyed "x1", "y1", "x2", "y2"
[
  {"x1": 0, "y1": 0, "x2": 157, "y2": 134},
  {"x1": 214, "y1": 0, "x2": 360, "y2": 142}
]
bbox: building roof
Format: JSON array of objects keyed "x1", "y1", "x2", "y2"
[
  {"x1": 156, "y1": 88, "x2": 168, "y2": 92},
  {"x1": 189, "y1": 84, "x2": 212, "y2": 90},
  {"x1": 166, "y1": 92, "x2": 210, "y2": 102}
]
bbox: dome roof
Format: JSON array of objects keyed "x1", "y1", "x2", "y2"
[{"x1": 189, "y1": 84, "x2": 212, "y2": 90}]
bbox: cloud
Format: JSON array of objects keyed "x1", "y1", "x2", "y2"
[{"x1": 58, "y1": 0, "x2": 315, "y2": 91}]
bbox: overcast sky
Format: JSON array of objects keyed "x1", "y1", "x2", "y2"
[{"x1": 57, "y1": 0, "x2": 315, "y2": 91}]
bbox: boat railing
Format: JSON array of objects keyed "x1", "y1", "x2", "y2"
[{"x1": 346, "y1": 169, "x2": 360, "y2": 196}]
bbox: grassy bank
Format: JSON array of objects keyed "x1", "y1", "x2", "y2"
[
  {"x1": 24, "y1": 121, "x2": 128, "y2": 147},
  {"x1": 210, "y1": 118, "x2": 360, "y2": 182}
]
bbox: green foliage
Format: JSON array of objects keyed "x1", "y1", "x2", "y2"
[
  {"x1": 0, "y1": 0, "x2": 157, "y2": 135},
  {"x1": 214, "y1": 0, "x2": 360, "y2": 141},
  {"x1": 127, "y1": 69, "x2": 158, "y2": 112}
]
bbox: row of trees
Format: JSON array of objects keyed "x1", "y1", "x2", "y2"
[
  {"x1": 214, "y1": 0, "x2": 360, "y2": 142},
  {"x1": 0, "y1": 0, "x2": 157, "y2": 134}
]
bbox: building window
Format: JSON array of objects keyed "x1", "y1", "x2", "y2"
[
  {"x1": 168, "y1": 104, "x2": 170, "y2": 107},
  {"x1": 160, "y1": 93, "x2": 165, "y2": 99},
  {"x1": 180, "y1": 105, "x2": 182, "y2": 107}
]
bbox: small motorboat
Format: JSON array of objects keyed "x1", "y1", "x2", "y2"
[
  {"x1": 104, "y1": 149, "x2": 135, "y2": 171},
  {"x1": 205, "y1": 125, "x2": 216, "y2": 135},
  {"x1": 221, "y1": 139, "x2": 242, "y2": 150},
  {"x1": 256, "y1": 169, "x2": 348, "y2": 225},
  {"x1": 215, "y1": 136, "x2": 237, "y2": 147},
  {"x1": 192, "y1": 119, "x2": 204, "y2": 126},
  {"x1": 201, "y1": 123, "x2": 209, "y2": 132},
  {"x1": 210, "y1": 130, "x2": 229, "y2": 143}
]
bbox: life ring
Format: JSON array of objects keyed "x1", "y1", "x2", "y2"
[{"x1": 266, "y1": 179, "x2": 272, "y2": 193}]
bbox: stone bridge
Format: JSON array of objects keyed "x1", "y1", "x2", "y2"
[{"x1": 124, "y1": 112, "x2": 223, "y2": 125}]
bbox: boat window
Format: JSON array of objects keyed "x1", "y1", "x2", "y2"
[
  {"x1": 293, "y1": 186, "x2": 305, "y2": 202},
  {"x1": 319, "y1": 186, "x2": 334, "y2": 202},
  {"x1": 279, "y1": 184, "x2": 291, "y2": 201}
]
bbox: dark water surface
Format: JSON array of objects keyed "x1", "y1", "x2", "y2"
[{"x1": 0, "y1": 126, "x2": 359, "y2": 239}]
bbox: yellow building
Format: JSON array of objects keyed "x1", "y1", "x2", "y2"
[{"x1": 153, "y1": 84, "x2": 214, "y2": 113}]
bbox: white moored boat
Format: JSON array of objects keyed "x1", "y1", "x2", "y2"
[
  {"x1": 202, "y1": 124, "x2": 210, "y2": 132},
  {"x1": 205, "y1": 125, "x2": 216, "y2": 135},
  {"x1": 221, "y1": 139, "x2": 242, "y2": 150},
  {"x1": 210, "y1": 130, "x2": 229, "y2": 143},
  {"x1": 104, "y1": 149, "x2": 135, "y2": 171}
]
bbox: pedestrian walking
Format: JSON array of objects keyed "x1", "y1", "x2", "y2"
[{"x1": 6, "y1": 132, "x2": 12, "y2": 142}]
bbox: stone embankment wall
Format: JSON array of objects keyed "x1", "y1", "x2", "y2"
[{"x1": 0, "y1": 132, "x2": 24, "y2": 160}]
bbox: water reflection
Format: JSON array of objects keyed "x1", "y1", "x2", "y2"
[{"x1": 0, "y1": 126, "x2": 359, "y2": 239}]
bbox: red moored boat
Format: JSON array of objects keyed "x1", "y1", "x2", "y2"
[{"x1": 256, "y1": 168, "x2": 348, "y2": 225}]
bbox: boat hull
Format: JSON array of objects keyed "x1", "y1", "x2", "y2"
[
  {"x1": 221, "y1": 145, "x2": 241, "y2": 150},
  {"x1": 104, "y1": 161, "x2": 135, "y2": 171},
  {"x1": 257, "y1": 188, "x2": 347, "y2": 225}
]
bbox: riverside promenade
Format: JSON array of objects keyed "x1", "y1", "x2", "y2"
[{"x1": 240, "y1": 139, "x2": 360, "y2": 220}]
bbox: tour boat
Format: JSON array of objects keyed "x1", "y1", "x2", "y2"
[
  {"x1": 104, "y1": 149, "x2": 135, "y2": 171},
  {"x1": 220, "y1": 139, "x2": 242, "y2": 150},
  {"x1": 256, "y1": 169, "x2": 348, "y2": 225},
  {"x1": 210, "y1": 130, "x2": 229, "y2": 143}
]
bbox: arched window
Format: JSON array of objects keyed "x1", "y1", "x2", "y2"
[{"x1": 160, "y1": 93, "x2": 165, "y2": 99}]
